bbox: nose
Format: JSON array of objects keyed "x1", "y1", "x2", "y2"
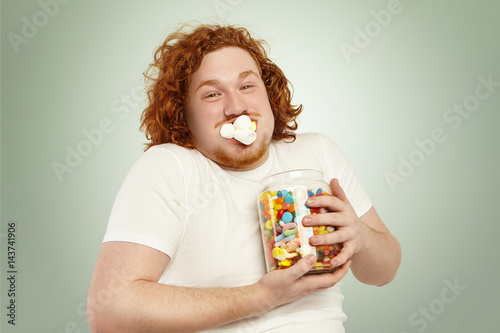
[{"x1": 223, "y1": 91, "x2": 248, "y2": 117}]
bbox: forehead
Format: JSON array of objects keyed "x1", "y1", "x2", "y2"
[{"x1": 192, "y1": 47, "x2": 261, "y2": 81}]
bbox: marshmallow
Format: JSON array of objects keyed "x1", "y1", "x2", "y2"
[
  {"x1": 234, "y1": 128, "x2": 257, "y2": 145},
  {"x1": 220, "y1": 123, "x2": 235, "y2": 139},
  {"x1": 233, "y1": 115, "x2": 252, "y2": 130},
  {"x1": 220, "y1": 115, "x2": 257, "y2": 145}
]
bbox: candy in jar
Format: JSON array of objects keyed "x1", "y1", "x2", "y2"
[{"x1": 257, "y1": 169, "x2": 343, "y2": 274}]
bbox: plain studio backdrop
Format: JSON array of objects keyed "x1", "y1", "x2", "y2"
[{"x1": 1, "y1": 1, "x2": 499, "y2": 332}]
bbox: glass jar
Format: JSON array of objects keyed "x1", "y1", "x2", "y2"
[{"x1": 257, "y1": 169, "x2": 342, "y2": 274}]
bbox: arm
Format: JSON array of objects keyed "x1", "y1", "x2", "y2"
[
  {"x1": 348, "y1": 206, "x2": 401, "y2": 286},
  {"x1": 302, "y1": 179, "x2": 401, "y2": 286},
  {"x1": 87, "y1": 241, "x2": 350, "y2": 333}
]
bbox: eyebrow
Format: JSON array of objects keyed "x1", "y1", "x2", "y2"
[
  {"x1": 195, "y1": 70, "x2": 259, "y2": 93},
  {"x1": 195, "y1": 79, "x2": 218, "y2": 93},
  {"x1": 239, "y1": 70, "x2": 259, "y2": 79}
]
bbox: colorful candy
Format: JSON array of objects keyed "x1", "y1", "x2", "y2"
[{"x1": 257, "y1": 186, "x2": 343, "y2": 274}]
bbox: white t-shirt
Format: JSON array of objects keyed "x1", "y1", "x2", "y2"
[{"x1": 103, "y1": 132, "x2": 372, "y2": 332}]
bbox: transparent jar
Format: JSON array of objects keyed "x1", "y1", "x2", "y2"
[{"x1": 257, "y1": 169, "x2": 342, "y2": 274}]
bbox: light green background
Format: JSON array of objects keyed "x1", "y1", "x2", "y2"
[{"x1": 2, "y1": 0, "x2": 499, "y2": 332}]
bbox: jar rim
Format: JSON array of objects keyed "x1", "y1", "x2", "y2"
[{"x1": 260, "y1": 169, "x2": 324, "y2": 187}]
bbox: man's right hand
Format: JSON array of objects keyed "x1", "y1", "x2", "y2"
[
  {"x1": 252, "y1": 255, "x2": 351, "y2": 312},
  {"x1": 88, "y1": 242, "x2": 349, "y2": 333}
]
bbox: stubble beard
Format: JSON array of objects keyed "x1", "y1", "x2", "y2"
[{"x1": 212, "y1": 133, "x2": 270, "y2": 169}]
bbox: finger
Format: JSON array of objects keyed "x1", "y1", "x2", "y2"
[
  {"x1": 306, "y1": 194, "x2": 346, "y2": 212},
  {"x1": 330, "y1": 242, "x2": 355, "y2": 267},
  {"x1": 302, "y1": 211, "x2": 350, "y2": 227},
  {"x1": 286, "y1": 255, "x2": 317, "y2": 280},
  {"x1": 330, "y1": 259, "x2": 351, "y2": 280},
  {"x1": 309, "y1": 228, "x2": 350, "y2": 246},
  {"x1": 301, "y1": 259, "x2": 351, "y2": 290},
  {"x1": 331, "y1": 258, "x2": 351, "y2": 278},
  {"x1": 330, "y1": 178, "x2": 350, "y2": 205}
]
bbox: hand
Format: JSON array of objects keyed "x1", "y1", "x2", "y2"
[
  {"x1": 302, "y1": 178, "x2": 368, "y2": 268},
  {"x1": 254, "y1": 255, "x2": 351, "y2": 312}
]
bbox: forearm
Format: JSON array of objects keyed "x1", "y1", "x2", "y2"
[
  {"x1": 88, "y1": 243, "x2": 350, "y2": 332},
  {"x1": 90, "y1": 280, "x2": 270, "y2": 333},
  {"x1": 350, "y1": 223, "x2": 401, "y2": 286}
]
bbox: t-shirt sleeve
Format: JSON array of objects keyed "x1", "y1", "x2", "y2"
[
  {"x1": 102, "y1": 146, "x2": 187, "y2": 258},
  {"x1": 317, "y1": 134, "x2": 373, "y2": 217}
]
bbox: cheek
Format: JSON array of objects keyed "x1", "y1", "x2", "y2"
[
  {"x1": 190, "y1": 119, "x2": 209, "y2": 141},
  {"x1": 186, "y1": 104, "x2": 207, "y2": 135},
  {"x1": 264, "y1": 118, "x2": 275, "y2": 137},
  {"x1": 187, "y1": 111, "x2": 217, "y2": 142},
  {"x1": 259, "y1": 107, "x2": 275, "y2": 135}
]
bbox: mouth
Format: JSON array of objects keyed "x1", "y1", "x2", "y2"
[
  {"x1": 219, "y1": 115, "x2": 258, "y2": 145},
  {"x1": 221, "y1": 116, "x2": 257, "y2": 128}
]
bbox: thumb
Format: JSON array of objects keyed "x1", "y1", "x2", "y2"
[
  {"x1": 330, "y1": 178, "x2": 350, "y2": 205},
  {"x1": 288, "y1": 255, "x2": 317, "y2": 279}
]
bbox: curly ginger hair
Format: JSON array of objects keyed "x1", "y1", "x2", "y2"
[{"x1": 140, "y1": 23, "x2": 303, "y2": 150}]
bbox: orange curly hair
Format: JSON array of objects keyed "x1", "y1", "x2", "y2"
[{"x1": 140, "y1": 23, "x2": 303, "y2": 150}]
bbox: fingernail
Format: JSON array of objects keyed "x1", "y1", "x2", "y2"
[
  {"x1": 309, "y1": 236, "x2": 318, "y2": 245},
  {"x1": 302, "y1": 216, "x2": 311, "y2": 225},
  {"x1": 307, "y1": 198, "x2": 315, "y2": 205}
]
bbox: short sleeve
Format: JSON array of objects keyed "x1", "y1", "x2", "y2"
[
  {"x1": 102, "y1": 145, "x2": 188, "y2": 258},
  {"x1": 317, "y1": 134, "x2": 373, "y2": 217}
]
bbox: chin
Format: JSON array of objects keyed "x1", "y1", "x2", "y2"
[{"x1": 213, "y1": 135, "x2": 269, "y2": 169}]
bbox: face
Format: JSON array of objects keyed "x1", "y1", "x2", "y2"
[{"x1": 185, "y1": 47, "x2": 275, "y2": 171}]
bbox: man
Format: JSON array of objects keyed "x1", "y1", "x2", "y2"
[{"x1": 87, "y1": 24, "x2": 401, "y2": 332}]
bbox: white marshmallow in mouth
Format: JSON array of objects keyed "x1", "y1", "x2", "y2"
[
  {"x1": 234, "y1": 128, "x2": 257, "y2": 145},
  {"x1": 220, "y1": 123, "x2": 235, "y2": 139},
  {"x1": 219, "y1": 115, "x2": 257, "y2": 145},
  {"x1": 233, "y1": 115, "x2": 252, "y2": 130}
]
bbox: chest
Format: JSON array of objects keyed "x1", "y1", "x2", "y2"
[{"x1": 171, "y1": 174, "x2": 267, "y2": 286}]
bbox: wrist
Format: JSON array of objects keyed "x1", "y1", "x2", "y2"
[{"x1": 249, "y1": 280, "x2": 276, "y2": 315}]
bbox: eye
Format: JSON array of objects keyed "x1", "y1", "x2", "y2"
[
  {"x1": 204, "y1": 92, "x2": 219, "y2": 98},
  {"x1": 241, "y1": 84, "x2": 253, "y2": 90}
]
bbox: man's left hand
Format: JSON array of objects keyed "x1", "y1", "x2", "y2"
[{"x1": 301, "y1": 178, "x2": 369, "y2": 268}]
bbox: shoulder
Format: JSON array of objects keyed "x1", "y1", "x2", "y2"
[
  {"x1": 134, "y1": 144, "x2": 207, "y2": 172},
  {"x1": 121, "y1": 144, "x2": 209, "y2": 191},
  {"x1": 293, "y1": 132, "x2": 323, "y2": 143},
  {"x1": 279, "y1": 132, "x2": 337, "y2": 144},
  {"x1": 297, "y1": 132, "x2": 340, "y2": 146},
  {"x1": 144, "y1": 143, "x2": 199, "y2": 162},
  {"x1": 273, "y1": 132, "x2": 341, "y2": 153},
  {"x1": 274, "y1": 132, "x2": 351, "y2": 175}
]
